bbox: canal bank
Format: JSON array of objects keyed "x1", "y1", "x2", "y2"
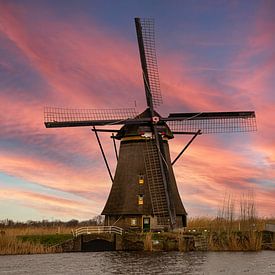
[
  {"x1": 57, "y1": 229, "x2": 272, "y2": 253},
  {"x1": 1, "y1": 223, "x2": 274, "y2": 255}
]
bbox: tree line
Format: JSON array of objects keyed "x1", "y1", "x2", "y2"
[{"x1": 0, "y1": 215, "x2": 104, "y2": 228}]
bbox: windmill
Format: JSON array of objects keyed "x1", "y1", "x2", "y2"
[{"x1": 44, "y1": 18, "x2": 256, "y2": 231}]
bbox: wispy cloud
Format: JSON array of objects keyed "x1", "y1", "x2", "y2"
[{"x1": 0, "y1": 1, "x2": 274, "y2": 220}]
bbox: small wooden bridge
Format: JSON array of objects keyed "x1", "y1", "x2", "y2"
[
  {"x1": 57, "y1": 226, "x2": 125, "y2": 252},
  {"x1": 73, "y1": 226, "x2": 123, "y2": 237}
]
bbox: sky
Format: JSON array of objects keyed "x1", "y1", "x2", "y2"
[{"x1": 0, "y1": 0, "x2": 274, "y2": 221}]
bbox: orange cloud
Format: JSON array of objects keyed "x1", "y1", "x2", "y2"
[
  {"x1": 0, "y1": 2, "x2": 143, "y2": 108},
  {"x1": 0, "y1": 1, "x2": 274, "y2": 220},
  {"x1": 0, "y1": 188, "x2": 100, "y2": 219},
  {"x1": 0, "y1": 151, "x2": 112, "y2": 198}
]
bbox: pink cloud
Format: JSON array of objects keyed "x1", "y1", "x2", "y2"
[
  {"x1": 0, "y1": 2, "x2": 143, "y2": 108},
  {"x1": 0, "y1": 151, "x2": 111, "y2": 198},
  {"x1": 0, "y1": 188, "x2": 100, "y2": 219},
  {"x1": 0, "y1": 1, "x2": 274, "y2": 220}
]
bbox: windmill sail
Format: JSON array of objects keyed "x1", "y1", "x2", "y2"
[
  {"x1": 166, "y1": 111, "x2": 256, "y2": 134},
  {"x1": 44, "y1": 107, "x2": 138, "y2": 128},
  {"x1": 135, "y1": 18, "x2": 163, "y2": 109}
]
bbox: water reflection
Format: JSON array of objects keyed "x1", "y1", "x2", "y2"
[
  {"x1": 0, "y1": 251, "x2": 274, "y2": 274},
  {"x1": 101, "y1": 251, "x2": 206, "y2": 274}
]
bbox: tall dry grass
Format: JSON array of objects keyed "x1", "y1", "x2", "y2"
[
  {"x1": 186, "y1": 192, "x2": 273, "y2": 251},
  {"x1": 207, "y1": 230, "x2": 262, "y2": 251},
  {"x1": 3, "y1": 226, "x2": 74, "y2": 237},
  {"x1": 187, "y1": 192, "x2": 273, "y2": 232},
  {"x1": 0, "y1": 226, "x2": 73, "y2": 255},
  {"x1": 0, "y1": 236, "x2": 59, "y2": 255},
  {"x1": 144, "y1": 233, "x2": 153, "y2": 251}
]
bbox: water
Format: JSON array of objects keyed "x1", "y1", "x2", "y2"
[{"x1": 0, "y1": 251, "x2": 275, "y2": 274}]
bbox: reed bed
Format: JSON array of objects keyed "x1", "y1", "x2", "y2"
[
  {"x1": 207, "y1": 230, "x2": 262, "y2": 251},
  {"x1": 187, "y1": 216, "x2": 272, "y2": 232},
  {"x1": 144, "y1": 233, "x2": 153, "y2": 251},
  {"x1": 0, "y1": 235, "x2": 59, "y2": 255},
  {"x1": 186, "y1": 193, "x2": 274, "y2": 251},
  {"x1": 3, "y1": 226, "x2": 74, "y2": 237},
  {"x1": 0, "y1": 226, "x2": 73, "y2": 255}
]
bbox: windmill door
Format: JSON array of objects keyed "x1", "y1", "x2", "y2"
[{"x1": 143, "y1": 217, "x2": 150, "y2": 232}]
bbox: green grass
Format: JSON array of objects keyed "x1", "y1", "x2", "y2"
[{"x1": 17, "y1": 234, "x2": 72, "y2": 246}]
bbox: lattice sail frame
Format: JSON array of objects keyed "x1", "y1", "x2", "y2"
[
  {"x1": 166, "y1": 112, "x2": 257, "y2": 134},
  {"x1": 44, "y1": 107, "x2": 138, "y2": 123},
  {"x1": 138, "y1": 18, "x2": 163, "y2": 107}
]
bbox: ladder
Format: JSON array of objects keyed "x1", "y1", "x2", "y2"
[{"x1": 144, "y1": 139, "x2": 170, "y2": 226}]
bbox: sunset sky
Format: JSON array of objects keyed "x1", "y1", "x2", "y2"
[{"x1": 0, "y1": 0, "x2": 274, "y2": 221}]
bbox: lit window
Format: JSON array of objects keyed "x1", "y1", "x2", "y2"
[
  {"x1": 143, "y1": 218, "x2": 150, "y2": 225},
  {"x1": 131, "y1": 218, "x2": 137, "y2": 226},
  {"x1": 138, "y1": 175, "x2": 144, "y2": 185},
  {"x1": 138, "y1": 194, "x2": 144, "y2": 205}
]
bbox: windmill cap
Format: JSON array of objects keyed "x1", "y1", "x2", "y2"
[{"x1": 115, "y1": 108, "x2": 174, "y2": 140}]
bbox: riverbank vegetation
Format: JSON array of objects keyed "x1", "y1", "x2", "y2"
[
  {"x1": 186, "y1": 193, "x2": 274, "y2": 251},
  {"x1": 0, "y1": 216, "x2": 103, "y2": 255},
  {"x1": 0, "y1": 196, "x2": 274, "y2": 254},
  {"x1": 0, "y1": 236, "x2": 57, "y2": 255}
]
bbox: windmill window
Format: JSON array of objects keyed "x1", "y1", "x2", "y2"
[
  {"x1": 138, "y1": 175, "x2": 144, "y2": 185},
  {"x1": 138, "y1": 194, "x2": 144, "y2": 205},
  {"x1": 130, "y1": 218, "x2": 137, "y2": 226}
]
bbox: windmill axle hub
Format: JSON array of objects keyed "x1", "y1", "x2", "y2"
[{"x1": 152, "y1": 116, "x2": 160, "y2": 123}]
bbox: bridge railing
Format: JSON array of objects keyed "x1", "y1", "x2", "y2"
[{"x1": 73, "y1": 226, "x2": 123, "y2": 237}]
